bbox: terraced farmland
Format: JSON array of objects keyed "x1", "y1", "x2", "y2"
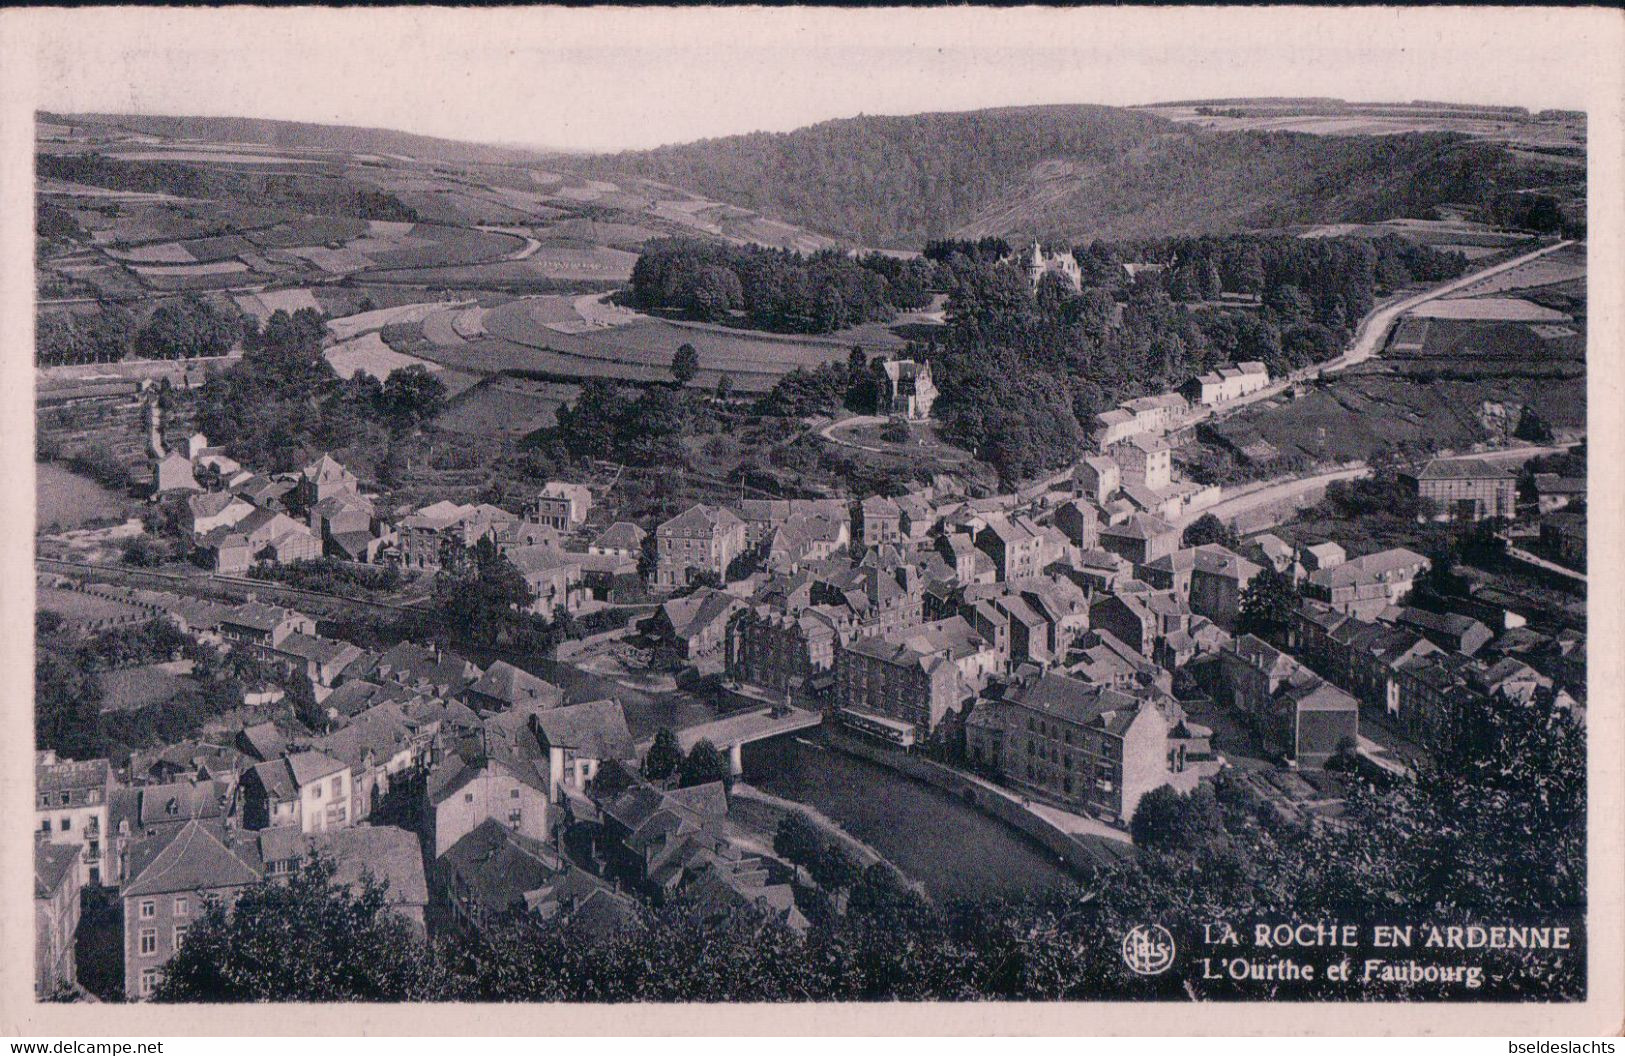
[{"x1": 476, "y1": 298, "x2": 901, "y2": 392}]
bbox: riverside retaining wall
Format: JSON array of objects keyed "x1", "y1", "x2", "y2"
[{"x1": 824, "y1": 730, "x2": 1132, "y2": 876}]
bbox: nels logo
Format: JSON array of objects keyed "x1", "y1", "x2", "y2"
[{"x1": 1121, "y1": 924, "x2": 1177, "y2": 976}]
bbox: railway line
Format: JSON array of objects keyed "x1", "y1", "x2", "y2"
[{"x1": 36, "y1": 556, "x2": 434, "y2": 620}]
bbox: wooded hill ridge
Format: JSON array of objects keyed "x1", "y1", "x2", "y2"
[
  {"x1": 39, "y1": 111, "x2": 572, "y2": 166},
  {"x1": 563, "y1": 104, "x2": 1584, "y2": 247}
]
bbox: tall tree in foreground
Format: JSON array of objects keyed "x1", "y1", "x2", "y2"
[
  {"x1": 154, "y1": 857, "x2": 454, "y2": 1002},
  {"x1": 671, "y1": 343, "x2": 700, "y2": 387},
  {"x1": 1237, "y1": 564, "x2": 1298, "y2": 639},
  {"x1": 679, "y1": 738, "x2": 731, "y2": 788},
  {"x1": 643, "y1": 727, "x2": 683, "y2": 782},
  {"x1": 1181, "y1": 513, "x2": 1240, "y2": 550},
  {"x1": 433, "y1": 536, "x2": 537, "y2": 647}
]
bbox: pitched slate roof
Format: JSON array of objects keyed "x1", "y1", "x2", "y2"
[
  {"x1": 659, "y1": 503, "x2": 743, "y2": 538},
  {"x1": 467, "y1": 661, "x2": 562, "y2": 709},
  {"x1": 123, "y1": 819, "x2": 262, "y2": 898},
  {"x1": 220, "y1": 602, "x2": 287, "y2": 633},
  {"x1": 439, "y1": 818, "x2": 565, "y2": 914},
  {"x1": 1000, "y1": 671, "x2": 1161, "y2": 736},
  {"x1": 592, "y1": 521, "x2": 647, "y2": 551},
  {"x1": 1411, "y1": 458, "x2": 1514, "y2": 481},
  {"x1": 1191, "y1": 545, "x2": 1262, "y2": 581},
  {"x1": 1101, "y1": 513, "x2": 1175, "y2": 541},
  {"x1": 187, "y1": 491, "x2": 248, "y2": 520},
  {"x1": 1307, "y1": 548, "x2": 1428, "y2": 589},
  {"x1": 250, "y1": 751, "x2": 346, "y2": 801},
  {"x1": 135, "y1": 780, "x2": 233, "y2": 827},
  {"x1": 531, "y1": 699, "x2": 635, "y2": 761},
  {"x1": 258, "y1": 825, "x2": 427, "y2": 908},
  {"x1": 303, "y1": 453, "x2": 353, "y2": 483},
  {"x1": 35, "y1": 841, "x2": 80, "y2": 899},
  {"x1": 658, "y1": 588, "x2": 741, "y2": 641}
]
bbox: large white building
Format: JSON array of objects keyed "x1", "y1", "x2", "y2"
[{"x1": 1185, "y1": 362, "x2": 1269, "y2": 407}]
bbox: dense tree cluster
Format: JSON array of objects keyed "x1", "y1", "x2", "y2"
[
  {"x1": 1320, "y1": 474, "x2": 1433, "y2": 522},
  {"x1": 924, "y1": 232, "x2": 1458, "y2": 485},
  {"x1": 37, "y1": 202, "x2": 87, "y2": 245},
  {"x1": 431, "y1": 536, "x2": 537, "y2": 648},
  {"x1": 532, "y1": 376, "x2": 720, "y2": 468},
  {"x1": 36, "y1": 308, "x2": 136, "y2": 366},
  {"x1": 34, "y1": 613, "x2": 280, "y2": 760},
  {"x1": 922, "y1": 237, "x2": 1011, "y2": 265},
  {"x1": 154, "y1": 687, "x2": 1584, "y2": 1002},
  {"x1": 1182, "y1": 513, "x2": 1241, "y2": 550},
  {"x1": 1081, "y1": 232, "x2": 1467, "y2": 309},
  {"x1": 38, "y1": 153, "x2": 208, "y2": 198},
  {"x1": 134, "y1": 295, "x2": 240, "y2": 360},
  {"x1": 247, "y1": 557, "x2": 405, "y2": 595},
  {"x1": 193, "y1": 307, "x2": 442, "y2": 472},
  {"x1": 1237, "y1": 565, "x2": 1298, "y2": 638},
  {"x1": 754, "y1": 350, "x2": 887, "y2": 419},
  {"x1": 628, "y1": 238, "x2": 927, "y2": 333},
  {"x1": 155, "y1": 857, "x2": 450, "y2": 1002}
]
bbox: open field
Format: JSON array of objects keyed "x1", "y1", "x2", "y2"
[
  {"x1": 1300, "y1": 218, "x2": 1532, "y2": 250},
  {"x1": 481, "y1": 303, "x2": 897, "y2": 392},
  {"x1": 432, "y1": 375, "x2": 582, "y2": 436},
  {"x1": 105, "y1": 243, "x2": 196, "y2": 264},
  {"x1": 327, "y1": 300, "x2": 473, "y2": 341},
  {"x1": 1408, "y1": 297, "x2": 1570, "y2": 321},
  {"x1": 37, "y1": 463, "x2": 135, "y2": 530},
  {"x1": 1145, "y1": 100, "x2": 1586, "y2": 153},
  {"x1": 325, "y1": 331, "x2": 443, "y2": 382},
  {"x1": 1208, "y1": 368, "x2": 1584, "y2": 465},
  {"x1": 1440, "y1": 242, "x2": 1587, "y2": 298},
  {"x1": 37, "y1": 587, "x2": 151, "y2": 628},
  {"x1": 107, "y1": 150, "x2": 320, "y2": 165},
  {"x1": 234, "y1": 287, "x2": 324, "y2": 318},
  {"x1": 99, "y1": 666, "x2": 202, "y2": 713},
  {"x1": 1388, "y1": 318, "x2": 1585, "y2": 366}
]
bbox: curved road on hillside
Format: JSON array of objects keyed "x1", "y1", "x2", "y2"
[
  {"x1": 1312, "y1": 238, "x2": 1575, "y2": 374},
  {"x1": 1174, "y1": 443, "x2": 1571, "y2": 530},
  {"x1": 1196, "y1": 238, "x2": 1577, "y2": 422}
]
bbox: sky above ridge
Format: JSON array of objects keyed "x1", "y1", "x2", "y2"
[{"x1": 15, "y1": 7, "x2": 1600, "y2": 153}]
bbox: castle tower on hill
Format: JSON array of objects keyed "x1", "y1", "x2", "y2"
[{"x1": 1026, "y1": 241, "x2": 1083, "y2": 294}]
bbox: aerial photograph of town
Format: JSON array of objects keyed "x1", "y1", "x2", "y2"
[{"x1": 25, "y1": 12, "x2": 1593, "y2": 1014}]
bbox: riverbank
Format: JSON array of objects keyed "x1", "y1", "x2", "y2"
[
  {"x1": 728, "y1": 781, "x2": 927, "y2": 900},
  {"x1": 741, "y1": 733, "x2": 1078, "y2": 900},
  {"x1": 821, "y1": 729, "x2": 1136, "y2": 875}
]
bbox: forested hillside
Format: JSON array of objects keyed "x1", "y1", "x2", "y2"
[{"x1": 568, "y1": 105, "x2": 1583, "y2": 247}]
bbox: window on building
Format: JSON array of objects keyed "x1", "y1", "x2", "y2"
[
  {"x1": 509, "y1": 788, "x2": 520, "y2": 799},
  {"x1": 464, "y1": 792, "x2": 474, "y2": 803},
  {"x1": 139, "y1": 900, "x2": 155, "y2": 919},
  {"x1": 59, "y1": 792, "x2": 71, "y2": 806},
  {"x1": 60, "y1": 817, "x2": 71, "y2": 832},
  {"x1": 313, "y1": 784, "x2": 322, "y2": 800},
  {"x1": 173, "y1": 925, "x2": 189, "y2": 948},
  {"x1": 139, "y1": 968, "x2": 158, "y2": 997},
  {"x1": 174, "y1": 896, "x2": 188, "y2": 917},
  {"x1": 139, "y1": 928, "x2": 157, "y2": 956}
]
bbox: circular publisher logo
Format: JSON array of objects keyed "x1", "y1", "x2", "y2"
[{"x1": 1122, "y1": 924, "x2": 1177, "y2": 976}]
